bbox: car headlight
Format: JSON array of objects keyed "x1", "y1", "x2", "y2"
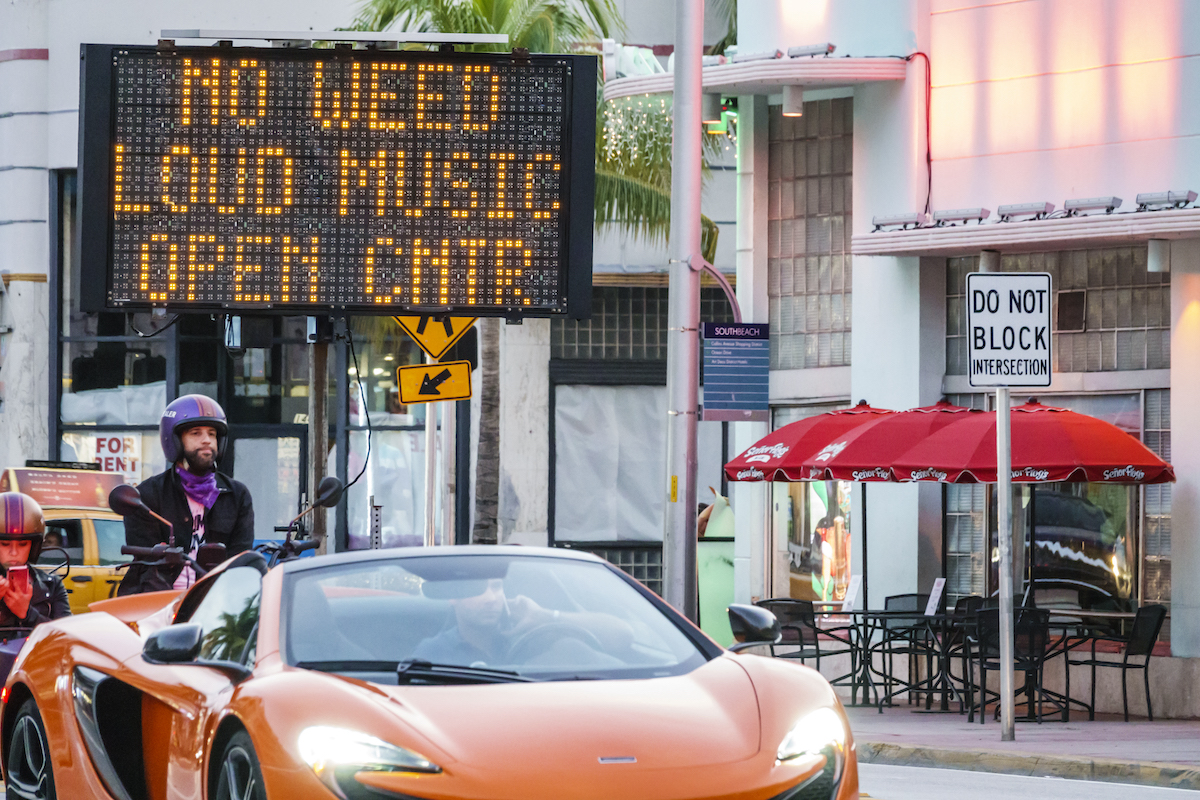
[
  {"x1": 776, "y1": 707, "x2": 846, "y2": 765},
  {"x1": 298, "y1": 726, "x2": 441, "y2": 798}
]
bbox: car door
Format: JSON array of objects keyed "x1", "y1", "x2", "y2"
[
  {"x1": 130, "y1": 561, "x2": 264, "y2": 799},
  {"x1": 39, "y1": 516, "x2": 94, "y2": 613},
  {"x1": 88, "y1": 514, "x2": 130, "y2": 603}
]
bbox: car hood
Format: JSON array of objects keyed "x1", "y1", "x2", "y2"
[{"x1": 372, "y1": 656, "x2": 761, "y2": 770}]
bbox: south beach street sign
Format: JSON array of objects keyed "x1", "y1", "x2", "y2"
[{"x1": 966, "y1": 272, "x2": 1052, "y2": 388}]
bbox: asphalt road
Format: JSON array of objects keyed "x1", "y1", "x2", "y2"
[{"x1": 860, "y1": 764, "x2": 1197, "y2": 799}]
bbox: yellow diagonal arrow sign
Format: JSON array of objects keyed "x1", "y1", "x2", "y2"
[
  {"x1": 393, "y1": 315, "x2": 477, "y2": 360},
  {"x1": 397, "y1": 360, "x2": 473, "y2": 404}
]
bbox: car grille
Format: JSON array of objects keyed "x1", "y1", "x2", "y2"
[{"x1": 770, "y1": 747, "x2": 840, "y2": 800}]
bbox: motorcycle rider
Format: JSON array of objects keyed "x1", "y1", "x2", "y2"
[
  {"x1": 119, "y1": 395, "x2": 255, "y2": 595},
  {"x1": 0, "y1": 492, "x2": 70, "y2": 627}
]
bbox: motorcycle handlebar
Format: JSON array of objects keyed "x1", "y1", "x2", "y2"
[
  {"x1": 291, "y1": 539, "x2": 321, "y2": 554},
  {"x1": 120, "y1": 544, "x2": 167, "y2": 559}
]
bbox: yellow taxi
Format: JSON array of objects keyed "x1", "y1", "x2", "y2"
[{"x1": 0, "y1": 466, "x2": 128, "y2": 614}]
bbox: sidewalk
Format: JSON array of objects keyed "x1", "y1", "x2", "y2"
[{"x1": 845, "y1": 704, "x2": 1200, "y2": 790}]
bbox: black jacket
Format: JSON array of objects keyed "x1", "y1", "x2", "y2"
[
  {"x1": 118, "y1": 468, "x2": 255, "y2": 595},
  {"x1": 0, "y1": 567, "x2": 70, "y2": 628}
]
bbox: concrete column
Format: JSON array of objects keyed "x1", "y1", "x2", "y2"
[
  {"x1": 1169, "y1": 238, "x2": 1200, "y2": 657},
  {"x1": 497, "y1": 319, "x2": 550, "y2": 546},
  {"x1": 732, "y1": 95, "x2": 769, "y2": 603},
  {"x1": 0, "y1": 1, "x2": 51, "y2": 467}
]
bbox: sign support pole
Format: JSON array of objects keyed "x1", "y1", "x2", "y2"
[
  {"x1": 996, "y1": 385, "x2": 1015, "y2": 741},
  {"x1": 663, "y1": 0, "x2": 704, "y2": 620},
  {"x1": 424, "y1": 353, "x2": 438, "y2": 547},
  {"x1": 308, "y1": 340, "x2": 329, "y2": 550},
  {"x1": 442, "y1": 396, "x2": 455, "y2": 545}
]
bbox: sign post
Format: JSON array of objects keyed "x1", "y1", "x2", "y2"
[{"x1": 966, "y1": 271, "x2": 1052, "y2": 741}]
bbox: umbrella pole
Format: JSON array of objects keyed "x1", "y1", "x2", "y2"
[
  {"x1": 861, "y1": 482, "x2": 869, "y2": 611},
  {"x1": 997, "y1": 387, "x2": 1016, "y2": 741}
]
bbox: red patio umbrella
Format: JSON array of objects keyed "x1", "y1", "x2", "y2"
[
  {"x1": 892, "y1": 399, "x2": 1175, "y2": 484},
  {"x1": 800, "y1": 399, "x2": 981, "y2": 482},
  {"x1": 724, "y1": 400, "x2": 892, "y2": 482}
]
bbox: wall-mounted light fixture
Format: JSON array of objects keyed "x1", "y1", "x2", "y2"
[
  {"x1": 997, "y1": 202, "x2": 1054, "y2": 222},
  {"x1": 932, "y1": 208, "x2": 991, "y2": 226},
  {"x1": 872, "y1": 213, "x2": 924, "y2": 232},
  {"x1": 782, "y1": 85, "x2": 804, "y2": 117},
  {"x1": 1148, "y1": 239, "x2": 1171, "y2": 272},
  {"x1": 1063, "y1": 196, "x2": 1122, "y2": 215},
  {"x1": 1136, "y1": 190, "x2": 1196, "y2": 211},
  {"x1": 787, "y1": 43, "x2": 835, "y2": 58},
  {"x1": 702, "y1": 93, "x2": 723, "y2": 124}
]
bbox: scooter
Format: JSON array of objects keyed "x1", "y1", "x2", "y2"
[{"x1": 107, "y1": 475, "x2": 344, "y2": 580}]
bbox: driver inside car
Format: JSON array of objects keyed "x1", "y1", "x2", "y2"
[{"x1": 413, "y1": 578, "x2": 633, "y2": 667}]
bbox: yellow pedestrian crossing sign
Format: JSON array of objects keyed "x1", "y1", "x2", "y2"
[
  {"x1": 397, "y1": 360, "x2": 473, "y2": 404},
  {"x1": 393, "y1": 315, "x2": 477, "y2": 360}
]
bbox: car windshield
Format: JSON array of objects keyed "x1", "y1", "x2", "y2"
[{"x1": 283, "y1": 554, "x2": 709, "y2": 682}]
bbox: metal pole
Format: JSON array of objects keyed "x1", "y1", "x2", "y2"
[
  {"x1": 424, "y1": 354, "x2": 438, "y2": 547},
  {"x1": 442, "y1": 391, "x2": 455, "y2": 545},
  {"x1": 663, "y1": 0, "x2": 704, "y2": 619},
  {"x1": 308, "y1": 339, "x2": 329, "y2": 550},
  {"x1": 996, "y1": 386, "x2": 1015, "y2": 740}
]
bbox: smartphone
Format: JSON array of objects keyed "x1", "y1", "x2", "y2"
[{"x1": 7, "y1": 566, "x2": 28, "y2": 594}]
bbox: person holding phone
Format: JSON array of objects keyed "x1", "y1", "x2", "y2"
[
  {"x1": 119, "y1": 395, "x2": 255, "y2": 595},
  {"x1": 0, "y1": 492, "x2": 70, "y2": 628}
]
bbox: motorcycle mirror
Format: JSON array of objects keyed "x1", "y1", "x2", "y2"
[
  {"x1": 196, "y1": 542, "x2": 227, "y2": 571},
  {"x1": 108, "y1": 484, "x2": 146, "y2": 517},
  {"x1": 314, "y1": 476, "x2": 343, "y2": 508}
]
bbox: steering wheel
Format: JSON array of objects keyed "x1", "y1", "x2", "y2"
[{"x1": 505, "y1": 621, "x2": 606, "y2": 663}]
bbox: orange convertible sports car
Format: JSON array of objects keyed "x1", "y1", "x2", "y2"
[{"x1": 0, "y1": 546, "x2": 858, "y2": 800}]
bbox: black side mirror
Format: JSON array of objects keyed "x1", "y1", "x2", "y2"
[
  {"x1": 314, "y1": 476, "x2": 343, "y2": 508},
  {"x1": 143, "y1": 623, "x2": 203, "y2": 664},
  {"x1": 107, "y1": 484, "x2": 145, "y2": 518},
  {"x1": 196, "y1": 542, "x2": 228, "y2": 571},
  {"x1": 726, "y1": 604, "x2": 781, "y2": 653}
]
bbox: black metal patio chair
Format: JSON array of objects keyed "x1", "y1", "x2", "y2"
[
  {"x1": 1065, "y1": 604, "x2": 1166, "y2": 722},
  {"x1": 877, "y1": 593, "x2": 934, "y2": 707},
  {"x1": 754, "y1": 598, "x2": 855, "y2": 675},
  {"x1": 967, "y1": 607, "x2": 1051, "y2": 723}
]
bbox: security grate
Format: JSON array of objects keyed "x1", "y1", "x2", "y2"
[
  {"x1": 946, "y1": 248, "x2": 1170, "y2": 375},
  {"x1": 552, "y1": 287, "x2": 734, "y2": 361},
  {"x1": 581, "y1": 546, "x2": 663, "y2": 595},
  {"x1": 767, "y1": 99, "x2": 853, "y2": 370}
]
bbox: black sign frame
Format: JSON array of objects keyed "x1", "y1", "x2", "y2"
[{"x1": 78, "y1": 43, "x2": 595, "y2": 318}]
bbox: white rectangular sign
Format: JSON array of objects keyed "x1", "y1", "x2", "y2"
[{"x1": 966, "y1": 272, "x2": 1053, "y2": 387}]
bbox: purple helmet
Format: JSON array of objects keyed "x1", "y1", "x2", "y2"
[
  {"x1": 160, "y1": 394, "x2": 228, "y2": 463},
  {"x1": 0, "y1": 492, "x2": 45, "y2": 562}
]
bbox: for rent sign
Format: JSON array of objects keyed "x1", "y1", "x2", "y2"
[{"x1": 967, "y1": 272, "x2": 1052, "y2": 387}]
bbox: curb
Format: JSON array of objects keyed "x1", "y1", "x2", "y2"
[{"x1": 857, "y1": 741, "x2": 1200, "y2": 791}]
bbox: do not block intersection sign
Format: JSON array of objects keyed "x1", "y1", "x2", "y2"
[{"x1": 967, "y1": 272, "x2": 1052, "y2": 388}]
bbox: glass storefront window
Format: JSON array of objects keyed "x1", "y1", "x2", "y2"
[
  {"x1": 775, "y1": 480, "x2": 853, "y2": 602},
  {"x1": 62, "y1": 340, "x2": 170, "y2": 425},
  {"x1": 348, "y1": 319, "x2": 426, "y2": 427},
  {"x1": 60, "y1": 430, "x2": 166, "y2": 485},
  {"x1": 339, "y1": 430, "x2": 430, "y2": 549}
]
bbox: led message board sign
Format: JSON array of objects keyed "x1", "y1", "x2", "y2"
[{"x1": 78, "y1": 44, "x2": 595, "y2": 317}]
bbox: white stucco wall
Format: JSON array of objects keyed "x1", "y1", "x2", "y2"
[{"x1": 928, "y1": 0, "x2": 1200, "y2": 215}]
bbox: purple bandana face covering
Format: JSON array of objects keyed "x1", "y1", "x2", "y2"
[{"x1": 176, "y1": 466, "x2": 219, "y2": 509}]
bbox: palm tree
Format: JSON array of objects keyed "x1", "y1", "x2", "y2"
[{"x1": 348, "y1": 0, "x2": 729, "y2": 542}]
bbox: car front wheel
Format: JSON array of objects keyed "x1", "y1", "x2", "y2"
[
  {"x1": 214, "y1": 730, "x2": 267, "y2": 800},
  {"x1": 6, "y1": 698, "x2": 56, "y2": 800}
]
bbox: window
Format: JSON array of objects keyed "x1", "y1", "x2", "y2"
[
  {"x1": 181, "y1": 565, "x2": 263, "y2": 663},
  {"x1": 40, "y1": 520, "x2": 83, "y2": 566},
  {"x1": 946, "y1": 248, "x2": 1170, "y2": 375},
  {"x1": 767, "y1": 99, "x2": 853, "y2": 370},
  {"x1": 552, "y1": 287, "x2": 734, "y2": 361},
  {"x1": 770, "y1": 403, "x2": 853, "y2": 601},
  {"x1": 942, "y1": 391, "x2": 1172, "y2": 639},
  {"x1": 93, "y1": 519, "x2": 128, "y2": 566}
]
